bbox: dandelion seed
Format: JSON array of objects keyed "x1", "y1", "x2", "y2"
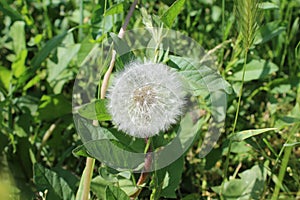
[{"x1": 107, "y1": 61, "x2": 185, "y2": 138}]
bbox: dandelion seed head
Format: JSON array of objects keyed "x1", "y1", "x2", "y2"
[{"x1": 107, "y1": 61, "x2": 185, "y2": 138}]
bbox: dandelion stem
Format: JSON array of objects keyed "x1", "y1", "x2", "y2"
[
  {"x1": 130, "y1": 138, "x2": 152, "y2": 199},
  {"x1": 100, "y1": 0, "x2": 138, "y2": 98},
  {"x1": 78, "y1": 1, "x2": 138, "y2": 199}
]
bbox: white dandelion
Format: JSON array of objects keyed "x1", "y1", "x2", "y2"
[{"x1": 107, "y1": 61, "x2": 186, "y2": 138}]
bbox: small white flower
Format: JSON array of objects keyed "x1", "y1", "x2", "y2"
[{"x1": 107, "y1": 61, "x2": 185, "y2": 138}]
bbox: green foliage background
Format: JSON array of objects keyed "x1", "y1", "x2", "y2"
[{"x1": 0, "y1": 0, "x2": 299, "y2": 199}]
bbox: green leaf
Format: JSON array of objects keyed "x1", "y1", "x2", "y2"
[
  {"x1": 258, "y1": 2, "x2": 279, "y2": 10},
  {"x1": 10, "y1": 21, "x2": 26, "y2": 55},
  {"x1": 91, "y1": 5, "x2": 104, "y2": 24},
  {"x1": 0, "y1": 0, "x2": 23, "y2": 21},
  {"x1": 104, "y1": 2, "x2": 126, "y2": 16},
  {"x1": 170, "y1": 55, "x2": 232, "y2": 95},
  {"x1": 161, "y1": 0, "x2": 186, "y2": 28},
  {"x1": 110, "y1": 33, "x2": 135, "y2": 64},
  {"x1": 0, "y1": 66, "x2": 12, "y2": 92},
  {"x1": 154, "y1": 156, "x2": 184, "y2": 198},
  {"x1": 229, "y1": 59, "x2": 279, "y2": 82},
  {"x1": 275, "y1": 116, "x2": 300, "y2": 128},
  {"x1": 254, "y1": 22, "x2": 286, "y2": 45},
  {"x1": 31, "y1": 31, "x2": 68, "y2": 70},
  {"x1": 118, "y1": 179, "x2": 137, "y2": 196},
  {"x1": 105, "y1": 185, "x2": 130, "y2": 200},
  {"x1": 38, "y1": 94, "x2": 71, "y2": 121},
  {"x1": 74, "y1": 117, "x2": 145, "y2": 170},
  {"x1": 47, "y1": 44, "x2": 81, "y2": 82},
  {"x1": 230, "y1": 128, "x2": 277, "y2": 141},
  {"x1": 12, "y1": 49, "x2": 27, "y2": 78},
  {"x1": 284, "y1": 142, "x2": 300, "y2": 147},
  {"x1": 90, "y1": 176, "x2": 112, "y2": 200},
  {"x1": 77, "y1": 36, "x2": 96, "y2": 66},
  {"x1": 78, "y1": 99, "x2": 112, "y2": 121},
  {"x1": 212, "y1": 164, "x2": 267, "y2": 199},
  {"x1": 33, "y1": 163, "x2": 75, "y2": 200},
  {"x1": 74, "y1": 116, "x2": 116, "y2": 143},
  {"x1": 72, "y1": 145, "x2": 93, "y2": 158}
]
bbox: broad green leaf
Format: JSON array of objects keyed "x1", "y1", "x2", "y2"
[
  {"x1": 76, "y1": 116, "x2": 145, "y2": 153},
  {"x1": 105, "y1": 185, "x2": 130, "y2": 200},
  {"x1": 47, "y1": 44, "x2": 81, "y2": 82},
  {"x1": 51, "y1": 167, "x2": 79, "y2": 192},
  {"x1": 118, "y1": 179, "x2": 137, "y2": 196},
  {"x1": 0, "y1": 66, "x2": 12, "y2": 91},
  {"x1": 229, "y1": 59, "x2": 279, "y2": 82},
  {"x1": 0, "y1": 0, "x2": 22, "y2": 21},
  {"x1": 68, "y1": 9, "x2": 91, "y2": 24},
  {"x1": 46, "y1": 39, "x2": 80, "y2": 93},
  {"x1": 74, "y1": 116, "x2": 116, "y2": 143},
  {"x1": 23, "y1": 75, "x2": 40, "y2": 91},
  {"x1": 104, "y1": 2, "x2": 126, "y2": 16},
  {"x1": 230, "y1": 128, "x2": 277, "y2": 141},
  {"x1": 81, "y1": 139, "x2": 145, "y2": 171},
  {"x1": 161, "y1": 0, "x2": 185, "y2": 28},
  {"x1": 31, "y1": 31, "x2": 68, "y2": 70},
  {"x1": 110, "y1": 33, "x2": 130, "y2": 55},
  {"x1": 98, "y1": 167, "x2": 119, "y2": 183},
  {"x1": 77, "y1": 99, "x2": 112, "y2": 121},
  {"x1": 211, "y1": 5, "x2": 221, "y2": 22},
  {"x1": 212, "y1": 164, "x2": 267, "y2": 199},
  {"x1": 254, "y1": 22, "x2": 285, "y2": 44},
  {"x1": 38, "y1": 94, "x2": 71, "y2": 121},
  {"x1": 154, "y1": 156, "x2": 184, "y2": 198},
  {"x1": 72, "y1": 145, "x2": 92, "y2": 158},
  {"x1": 170, "y1": 55, "x2": 232, "y2": 95},
  {"x1": 110, "y1": 33, "x2": 135, "y2": 64},
  {"x1": 10, "y1": 21, "x2": 26, "y2": 55},
  {"x1": 222, "y1": 141, "x2": 252, "y2": 154},
  {"x1": 12, "y1": 49, "x2": 27, "y2": 78},
  {"x1": 90, "y1": 176, "x2": 112, "y2": 199},
  {"x1": 33, "y1": 163, "x2": 75, "y2": 200},
  {"x1": 77, "y1": 36, "x2": 96, "y2": 66},
  {"x1": 275, "y1": 116, "x2": 300, "y2": 128}
]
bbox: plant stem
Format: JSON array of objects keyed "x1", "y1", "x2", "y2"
[
  {"x1": 82, "y1": 157, "x2": 95, "y2": 200},
  {"x1": 271, "y1": 124, "x2": 298, "y2": 200},
  {"x1": 130, "y1": 138, "x2": 152, "y2": 199},
  {"x1": 78, "y1": 0, "x2": 84, "y2": 41},
  {"x1": 271, "y1": 146, "x2": 292, "y2": 200},
  {"x1": 77, "y1": 1, "x2": 138, "y2": 199},
  {"x1": 37, "y1": 119, "x2": 61, "y2": 160},
  {"x1": 100, "y1": 0, "x2": 138, "y2": 97},
  {"x1": 219, "y1": 0, "x2": 225, "y2": 70},
  {"x1": 221, "y1": 48, "x2": 248, "y2": 197}
]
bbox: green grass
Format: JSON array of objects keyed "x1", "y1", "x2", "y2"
[{"x1": 0, "y1": 0, "x2": 299, "y2": 199}]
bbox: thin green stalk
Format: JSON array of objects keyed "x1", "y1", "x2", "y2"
[
  {"x1": 271, "y1": 124, "x2": 298, "y2": 200},
  {"x1": 219, "y1": 0, "x2": 225, "y2": 71},
  {"x1": 42, "y1": 0, "x2": 53, "y2": 38},
  {"x1": 271, "y1": 146, "x2": 292, "y2": 200},
  {"x1": 76, "y1": 1, "x2": 138, "y2": 199},
  {"x1": 78, "y1": 0, "x2": 84, "y2": 41},
  {"x1": 75, "y1": 157, "x2": 95, "y2": 200},
  {"x1": 221, "y1": 1, "x2": 261, "y2": 197},
  {"x1": 223, "y1": 49, "x2": 248, "y2": 182}
]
